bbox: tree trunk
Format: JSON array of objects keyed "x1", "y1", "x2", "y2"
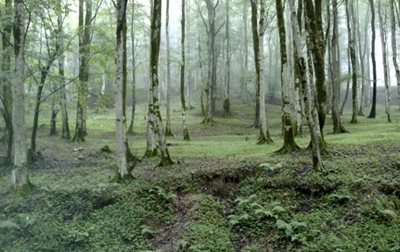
[
  {"x1": 127, "y1": 1, "x2": 136, "y2": 135},
  {"x1": 340, "y1": 48, "x2": 351, "y2": 115},
  {"x1": 73, "y1": 0, "x2": 92, "y2": 141},
  {"x1": 304, "y1": 0, "x2": 327, "y2": 144},
  {"x1": 345, "y1": 0, "x2": 358, "y2": 124},
  {"x1": 368, "y1": 0, "x2": 377, "y2": 118},
  {"x1": 378, "y1": 0, "x2": 391, "y2": 122},
  {"x1": 1, "y1": 0, "x2": 13, "y2": 164},
  {"x1": 241, "y1": 0, "x2": 249, "y2": 103},
  {"x1": 115, "y1": 0, "x2": 134, "y2": 181},
  {"x1": 289, "y1": 0, "x2": 323, "y2": 171},
  {"x1": 331, "y1": 0, "x2": 347, "y2": 133},
  {"x1": 165, "y1": 0, "x2": 174, "y2": 136},
  {"x1": 250, "y1": 0, "x2": 260, "y2": 128},
  {"x1": 276, "y1": 0, "x2": 299, "y2": 153},
  {"x1": 150, "y1": 0, "x2": 173, "y2": 166},
  {"x1": 12, "y1": 0, "x2": 31, "y2": 191},
  {"x1": 57, "y1": 7, "x2": 70, "y2": 140},
  {"x1": 202, "y1": 0, "x2": 218, "y2": 123},
  {"x1": 180, "y1": 0, "x2": 190, "y2": 141},
  {"x1": 223, "y1": 0, "x2": 231, "y2": 117},
  {"x1": 390, "y1": 0, "x2": 400, "y2": 111}
]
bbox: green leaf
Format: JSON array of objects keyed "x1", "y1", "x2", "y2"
[
  {"x1": 259, "y1": 162, "x2": 283, "y2": 171},
  {"x1": 380, "y1": 209, "x2": 398, "y2": 219},
  {"x1": 255, "y1": 209, "x2": 274, "y2": 217},
  {"x1": 0, "y1": 220, "x2": 20, "y2": 230},
  {"x1": 276, "y1": 219, "x2": 293, "y2": 236},
  {"x1": 272, "y1": 206, "x2": 287, "y2": 214}
]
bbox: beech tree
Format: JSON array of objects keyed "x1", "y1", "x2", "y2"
[
  {"x1": 180, "y1": 0, "x2": 190, "y2": 141},
  {"x1": 390, "y1": 0, "x2": 400, "y2": 110},
  {"x1": 12, "y1": 0, "x2": 31, "y2": 190},
  {"x1": 250, "y1": 0, "x2": 272, "y2": 144},
  {"x1": 368, "y1": 0, "x2": 377, "y2": 119},
  {"x1": 149, "y1": 0, "x2": 173, "y2": 166},
  {"x1": 0, "y1": 0, "x2": 13, "y2": 164},
  {"x1": 114, "y1": 0, "x2": 135, "y2": 181},
  {"x1": 73, "y1": 0, "x2": 93, "y2": 141},
  {"x1": 165, "y1": 0, "x2": 173, "y2": 136},
  {"x1": 275, "y1": 0, "x2": 299, "y2": 153}
]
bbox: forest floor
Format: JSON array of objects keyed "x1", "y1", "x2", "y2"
[{"x1": 0, "y1": 102, "x2": 400, "y2": 251}]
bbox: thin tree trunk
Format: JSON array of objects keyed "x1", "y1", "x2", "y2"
[
  {"x1": 276, "y1": 0, "x2": 299, "y2": 153},
  {"x1": 368, "y1": 0, "x2": 378, "y2": 118},
  {"x1": 241, "y1": 0, "x2": 249, "y2": 103},
  {"x1": 127, "y1": 1, "x2": 136, "y2": 135},
  {"x1": 391, "y1": 0, "x2": 400, "y2": 111},
  {"x1": 378, "y1": 0, "x2": 391, "y2": 122},
  {"x1": 150, "y1": 0, "x2": 173, "y2": 166},
  {"x1": 115, "y1": 0, "x2": 134, "y2": 181},
  {"x1": 12, "y1": 0, "x2": 31, "y2": 191},
  {"x1": 256, "y1": 0, "x2": 272, "y2": 144},
  {"x1": 331, "y1": 0, "x2": 347, "y2": 133},
  {"x1": 223, "y1": 0, "x2": 231, "y2": 117},
  {"x1": 181, "y1": 0, "x2": 190, "y2": 141},
  {"x1": 250, "y1": 0, "x2": 260, "y2": 128},
  {"x1": 165, "y1": 0, "x2": 174, "y2": 136},
  {"x1": 340, "y1": 48, "x2": 351, "y2": 115},
  {"x1": 346, "y1": 0, "x2": 358, "y2": 124}
]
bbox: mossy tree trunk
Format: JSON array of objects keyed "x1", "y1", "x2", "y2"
[
  {"x1": 304, "y1": 0, "x2": 327, "y2": 150},
  {"x1": 73, "y1": 0, "x2": 92, "y2": 142},
  {"x1": 180, "y1": 0, "x2": 190, "y2": 141},
  {"x1": 275, "y1": 0, "x2": 299, "y2": 153},
  {"x1": 250, "y1": 0, "x2": 260, "y2": 128},
  {"x1": 115, "y1": 0, "x2": 134, "y2": 181},
  {"x1": 12, "y1": 0, "x2": 31, "y2": 191},
  {"x1": 1, "y1": 0, "x2": 13, "y2": 164},
  {"x1": 251, "y1": 0, "x2": 272, "y2": 144},
  {"x1": 289, "y1": 0, "x2": 323, "y2": 171},
  {"x1": 150, "y1": 0, "x2": 173, "y2": 166}
]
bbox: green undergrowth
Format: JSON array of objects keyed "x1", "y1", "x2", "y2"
[{"x1": 1, "y1": 103, "x2": 400, "y2": 251}]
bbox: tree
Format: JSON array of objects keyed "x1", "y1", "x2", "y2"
[
  {"x1": 345, "y1": 0, "x2": 358, "y2": 124},
  {"x1": 165, "y1": 0, "x2": 173, "y2": 136},
  {"x1": 378, "y1": 0, "x2": 391, "y2": 122},
  {"x1": 11, "y1": 0, "x2": 31, "y2": 190},
  {"x1": 275, "y1": 0, "x2": 299, "y2": 153},
  {"x1": 368, "y1": 0, "x2": 377, "y2": 119},
  {"x1": 250, "y1": 0, "x2": 272, "y2": 144},
  {"x1": 250, "y1": 0, "x2": 260, "y2": 128},
  {"x1": 149, "y1": 0, "x2": 173, "y2": 166},
  {"x1": 330, "y1": 0, "x2": 347, "y2": 133},
  {"x1": 115, "y1": 0, "x2": 135, "y2": 181},
  {"x1": 222, "y1": 0, "x2": 230, "y2": 116},
  {"x1": 180, "y1": 0, "x2": 191, "y2": 141},
  {"x1": 0, "y1": 0, "x2": 13, "y2": 164},
  {"x1": 57, "y1": 1, "x2": 71, "y2": 140},
  {"x1": 127, "y1": 1, "x2": 136, "y2": 135},
  {"x1": 304, "y1": 0, "x2": 328, "y2": 147},
  {"x1": 198, "y1": 0, "x2": 221, "y2": 123},
  {"x1": 73, "y1": 0, "x2": 93, "y2": 141},
  {"x1": 289, "y1": 0, "x2": 323, "y2": 171},
  {"x1": 390, "y1": 0, "x2": 400, "y2": 111}
]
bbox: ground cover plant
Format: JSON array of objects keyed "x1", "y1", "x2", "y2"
[{"x1": 1, "y1": 103, "x2": 399, "y2": 251}]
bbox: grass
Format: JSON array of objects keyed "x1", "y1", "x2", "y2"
[{"x1": 0, "y1": 99, "x2": 400, "y2": 251}]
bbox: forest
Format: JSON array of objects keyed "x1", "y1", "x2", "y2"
[{"x1": 0, "y1": 0, "x2": 400, "y2": 251}]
